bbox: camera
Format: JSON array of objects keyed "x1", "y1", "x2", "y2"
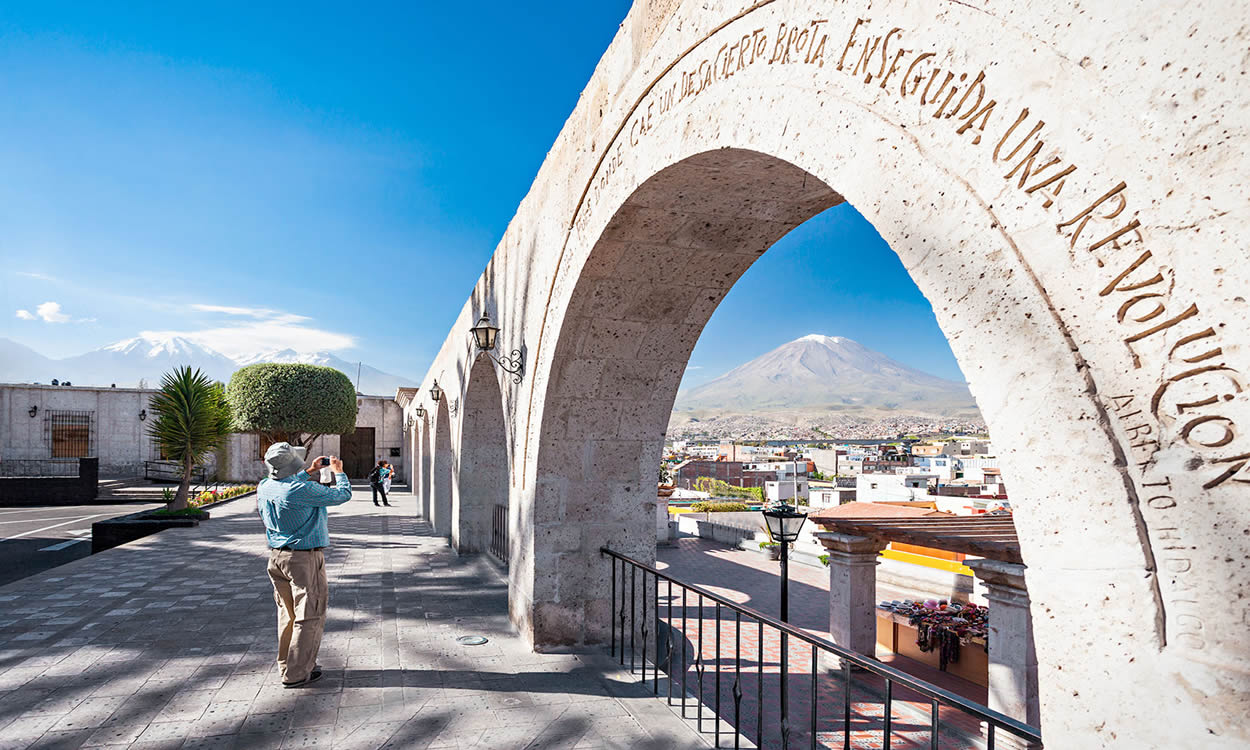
[{"x1": 320, "y1": 457, "x2": 330, "y2": 466}]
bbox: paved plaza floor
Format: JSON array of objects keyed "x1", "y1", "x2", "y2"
[{"x1": 0, "y1": 487, "x2": 708, "y2": 749}]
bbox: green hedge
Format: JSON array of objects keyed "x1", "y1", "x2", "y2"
[
  {"x1": 226, "y1": 363, "x2": 357, "y2": 441},
  {"x1": 690, "y1": 501, "x2": 751, "y2": 512}
]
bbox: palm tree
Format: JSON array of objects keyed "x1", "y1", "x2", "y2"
[{"x1": 147, "y1": 366, "x2": 232, "y2": 510}]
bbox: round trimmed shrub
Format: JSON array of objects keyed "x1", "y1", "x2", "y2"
[{"x1": 226, "y1": 363, "x2": 357, "y2": 444}]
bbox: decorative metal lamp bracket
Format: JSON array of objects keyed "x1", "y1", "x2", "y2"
[
  {"x1": 485, "y1": 349, "x2": 525, "y2": 384},
  {"x1": 448, "y1": 398, "x2": 460, "y2": 418}
]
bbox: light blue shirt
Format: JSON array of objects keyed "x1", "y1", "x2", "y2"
[{"x1": 258, "y1": 470, "x2": 352, "y2": 549}]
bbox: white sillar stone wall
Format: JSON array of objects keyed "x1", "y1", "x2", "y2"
[
  {"x1": 405, "y1": 2, "x2": 1250, "y2": 746},
  {"x1": 0, "y1": 383, "x2": 161, "y2": 477}
]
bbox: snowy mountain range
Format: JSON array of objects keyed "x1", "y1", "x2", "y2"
[
  {"x1": 673, "y1": 334, "x2": 979, "y2": 418},
  {"x1": 0, "y1": 335, "x2": 416, "y2": 396}
]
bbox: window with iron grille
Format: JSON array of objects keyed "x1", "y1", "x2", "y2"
[{"x1": 45, "y1": 410, "x2": 95, "y2": 458}]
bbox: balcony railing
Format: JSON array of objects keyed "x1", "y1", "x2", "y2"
[{"x1": 603, "y1": 547, "x2": 1042, "y2": 749}]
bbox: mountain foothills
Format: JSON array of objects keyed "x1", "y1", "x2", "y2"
[
  {"x1": 670, "y1": 334, "x2": 983, "y2": 440},
  {"x1": 0, "y1": 335, "x2": 416, "y2": 396}
]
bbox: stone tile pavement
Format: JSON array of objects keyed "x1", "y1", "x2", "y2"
[{"x1": 0, "y1": 487, "x2": 709, "y2": 749}]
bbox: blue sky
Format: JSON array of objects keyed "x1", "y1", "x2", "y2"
[{"x1": 0, "y1": 1, "x2": 967, "y2": 384}]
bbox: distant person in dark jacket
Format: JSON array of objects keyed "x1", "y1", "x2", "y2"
[{"x1": 368, "y1": 460, "x2": 392, "y2": 507}]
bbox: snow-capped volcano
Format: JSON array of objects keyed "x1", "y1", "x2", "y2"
[
  {"x1": 0, "y1": 334, "x2": 417, "y2": 396},
  {"x1": 103, "y1": 336, "x2": 229, "y2": 360},
  {"x1": 674, "y1": 334, "x2": 978, "y2": 417}
]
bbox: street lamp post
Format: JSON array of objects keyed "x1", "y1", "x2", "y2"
[
  {"x1": 762, "y1": 503, "x2": 808, "y2": 745},
  {"x1": 762, "y1": 504, "x2": 808, "y2": 622}
]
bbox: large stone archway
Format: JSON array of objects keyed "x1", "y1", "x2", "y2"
[
  {"x1": 405, "y1": 2, "x2": 1249, "y2": 745},
  {"x1": 454, "y1": 355, "x2": 511, "y2": 554}
]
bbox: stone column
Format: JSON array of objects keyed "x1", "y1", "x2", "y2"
[
  {"x1": 655, "y1": 495, "x2": 672, "y2": 545},
  {"x1": 966, "y1": 558, "x2": 1040, "y2": 749},
  {"x1": 815, "y1": 531, "x2": 887, "y2": 665}
]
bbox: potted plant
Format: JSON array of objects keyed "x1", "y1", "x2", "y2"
[
  {"x1": 759, "y1": 540, "x2": 782, "y2": 561},
  {"x1": 658, "y1": 464, "x2": 676, "y2": 497}
]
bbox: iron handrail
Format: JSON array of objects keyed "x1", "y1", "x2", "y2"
[{"x1": 601, "y1": 545, "x2": 1043, "y2": 746}]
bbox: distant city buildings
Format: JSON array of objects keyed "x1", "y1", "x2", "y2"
[{"x1": 665, "y1": 433, "x2": 1004, "y2": 515}]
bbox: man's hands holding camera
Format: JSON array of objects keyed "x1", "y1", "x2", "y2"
[{"x1": 309, "y1": 456, "x2": 344, "y2": 474}]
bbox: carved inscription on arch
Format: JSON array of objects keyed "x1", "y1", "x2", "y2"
[{"x1": 563, "y1": 8, "x2": 1245, "y2": 654}]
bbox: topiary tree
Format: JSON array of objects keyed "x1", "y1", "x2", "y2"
[
  {"x1": 147, "y1": 367, "x2": 233, "y2": 510},
  {"x1": 226, "y1": 363, "x2": 357, "y2": 453}
]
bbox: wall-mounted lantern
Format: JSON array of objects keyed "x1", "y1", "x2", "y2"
[
  {"x1": 430, "y1": 380, "x2": 443, "y2": 403},
  {"x1": 139, "y1": 409, "x2": 147, "y2": 422},
  {"x1": 470, "y1": 312, "x2": 525, "y2": 384},
  {"x1": 29, "y1": 405, "x2": 38, "y2": 418},
  {"x1": 414, "y1": 405, "x2": 427, "y2": 419}
]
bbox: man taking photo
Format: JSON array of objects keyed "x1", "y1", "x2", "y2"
[{"x1": 258, "y1": 442, "x2": 352, "y2": 687}]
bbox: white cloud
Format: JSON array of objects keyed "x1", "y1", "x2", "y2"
[
  {"x1": 14, "y1": 301, "x2": 97, "y2": 324},
  {"x1": 34, "y1": 301, "x2": 71, "y2": 323},
  {"x1": 188, "y1": 303, "x2": 310, "y2": 322},
  {"x1": 141, "y1": 320, "x2": 356, "y2": 359},
  {"x1": 15, "y1": 271, "x2": 59, "y2": 282},
  {"x1": 189, "y1": 303, "x2": 311, "y2": 325},
  {"x1": 685, "y1": 365, "x2": 703, "y2": 371}
]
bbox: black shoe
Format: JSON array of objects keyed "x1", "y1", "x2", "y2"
[
  {"x1": 282, "y1": 668, "x2": 323, "y2": 688},
  {"x1": 373, "y1": 502, "x2": 380, "y2": 506},
  {"x1": 383, "y1": 503, "x2": 392, "y2": 507}
]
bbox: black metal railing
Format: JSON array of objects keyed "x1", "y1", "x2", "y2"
[
  {"x1": 603, "y1": 547, "x2": 1042, "y2": 749},
  {"x1": 0, "y1": 458, "x2": 81, "y2": 478},
  {"x1": 490, "y1": 503, "x2": 509, "y2": 563},
  {"x1": 143, "y1": 460, "x2": 208, "y2": 484}
]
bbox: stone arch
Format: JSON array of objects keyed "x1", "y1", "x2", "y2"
[
  {"x1": 415, "y1": 3, "x2": 1249, "y2": 745},
  {"x1": 430, "y1": 399, "x2": 454, "y2": 537},
  {"x1": 454, "y1": 354, "x2": 511, "y2": 554}
]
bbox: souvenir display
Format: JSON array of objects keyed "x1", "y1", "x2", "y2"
[{"x1": 877, "y1": 599, "x2": 990, "y2": 671}]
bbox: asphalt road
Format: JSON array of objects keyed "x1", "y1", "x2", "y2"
[{"x1": 0, "y1": 502, "x2": 161, "y2": 587}]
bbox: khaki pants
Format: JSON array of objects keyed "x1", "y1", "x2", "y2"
[{"x1": 267, "y1": 548, "x2": 327, "y2": 683}]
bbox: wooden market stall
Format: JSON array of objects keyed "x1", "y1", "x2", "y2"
[{"x1": 811, "y1": 513, "x2": 1023, "y2": 688}]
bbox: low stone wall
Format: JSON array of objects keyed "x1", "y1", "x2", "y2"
[{"x1": 0, "y1": 457, "x2": 98, "y2": 506}]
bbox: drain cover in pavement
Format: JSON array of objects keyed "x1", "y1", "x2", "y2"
[{"x1": 456, "y1": 635, "x2": 489, "y2": 646}]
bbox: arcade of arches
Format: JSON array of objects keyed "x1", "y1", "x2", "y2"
[{"x1": 398, "y1": 2, "x2": 1249, "y2": 747}]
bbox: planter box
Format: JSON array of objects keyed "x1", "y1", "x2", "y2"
[
  {"x1": 92, "y1": 510, "x2": 205, "y2": 554},
  {"x1": 91, "y1": 490, "x2": 255, "y2": 554}
]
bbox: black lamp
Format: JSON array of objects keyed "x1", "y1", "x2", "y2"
[
  {"x1": 470, "y1": 313, "x2": 500, "y2": 352},
  {"x1": 469, "y1": 312, "x2": 525, "y2": 384},
  {"x1": 762, "y1": 504, "x2": 808, "y2": 546},
  {"x1": 762, "y1": 504, "x2": 808, "y2": 623},
  {"x1": 414, "y1": 405, "x2": 427, "y2": 419},
  {"x1": 430, "y1": 380, "x2": 442, "y2": 403},
  {"x1": 28, "y1": 405, "x2": 38, "y2": 418}
]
